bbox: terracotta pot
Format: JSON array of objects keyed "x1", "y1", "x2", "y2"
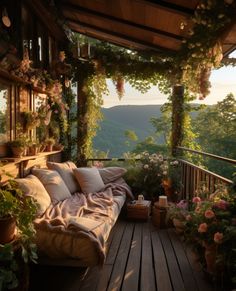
[
  {"x1": 0, "y1": 216, "x2": 16, "y2": 244},
  {"x1": 11, "y1": 146, "x2": 25, "y2": 158},
  {"x1": 204, "y1": 244, "x2": 217, "y2": 274},
  {"x1": 45, "y1": 144, "x2": 53, "y2": 152},
  {"x1": 173, "y1": 218, "x2": 185, "y2": 234}
]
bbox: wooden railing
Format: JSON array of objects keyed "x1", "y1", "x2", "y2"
[
  {"x1": 87, "y1": 149, "x2": 235, "y2": 201},
  {"x1": 177, "y1": 147, "x2": 235, "y2": 200}
]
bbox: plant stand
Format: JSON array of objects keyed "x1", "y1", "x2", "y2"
[{"x1": 152, "y1": 202, "x2": 168, "y2": 228}]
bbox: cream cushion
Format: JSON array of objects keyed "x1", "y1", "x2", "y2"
[
  {"x1": 98, "y1": 167, "x2": 127, "y2": 184},
  {"x1": 16, "y1": 175, "x2": 51, "y2": 216},
  {"x1": 73, "y1": 167, "x2": 105, "y2": 194},
  {"x1": 47, "y1": 161, "x2": 80, "y2": 194},
  {"x1": 32, "y1": 168, "x2": 71, "y2": 203}
]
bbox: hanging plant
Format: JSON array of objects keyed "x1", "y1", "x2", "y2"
[{"x1": 112, "y1": 73, "x2": 125, "y2": 100}]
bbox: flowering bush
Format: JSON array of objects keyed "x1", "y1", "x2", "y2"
[
  {"x1": 170, "y1": 184, "x2": 236, "y2": 288},
  {"x1": 124, "y1": 151, "x2": 169, "y2": 200}
]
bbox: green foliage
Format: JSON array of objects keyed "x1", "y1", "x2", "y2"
[{"x1": 193, "y1": 94, "x2": 236, "y2": 178}]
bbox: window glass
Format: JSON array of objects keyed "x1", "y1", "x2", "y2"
[{"x1": 0, "y1": 83, "x2": 10, "y2": 144}]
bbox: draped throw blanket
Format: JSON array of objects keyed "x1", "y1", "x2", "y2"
[{"x1": 34, "y1": 180, "x2": 133, "y2": 265}]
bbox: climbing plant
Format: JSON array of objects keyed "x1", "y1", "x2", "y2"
[{"x1": 65, "y1": 0, "x2": 235, "y2": 161}]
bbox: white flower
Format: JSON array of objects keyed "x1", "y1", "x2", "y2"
[
  {"x1": 163, "y1": 171, "x2": 168, "y2": 176},
  {"x1": 143, "y1": 164, "x2": 149, "y2": 169}
]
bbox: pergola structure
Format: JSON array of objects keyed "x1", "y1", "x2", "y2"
[{"x1": 59, "y1": 0, "x2": 236, "y2": 56}]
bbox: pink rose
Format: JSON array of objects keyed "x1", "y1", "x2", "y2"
[
  {"x1": 192, "y1": 196, "x2": 201, "y2": 203},
  {"x1": 215, "y1": 200, "x2": 229, "y2": 210},
  {"x1": 214, "y1": 232, "x2": 223, "y2": 244},
  {"x1": 198, "y1": 223, "x2": 208, "y2": 233},
  {"x1": 205, "y1": 209, "x2": 215, "y2": 219}
]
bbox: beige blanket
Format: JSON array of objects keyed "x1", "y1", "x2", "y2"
[{"x1": 34, "y1": 181, "x2": 133, "y2": 265}]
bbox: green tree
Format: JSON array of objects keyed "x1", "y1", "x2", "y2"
[{"x1": 193, "y1": 93, "x2": 236, "y2": 178}]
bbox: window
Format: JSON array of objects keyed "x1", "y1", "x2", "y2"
[{"x1": 0, "y1": 83, "x2": 10, "y2": 144}]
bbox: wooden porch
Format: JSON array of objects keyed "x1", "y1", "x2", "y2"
[{"x1": 29, "y1": 218, "x2": 213, "y2": 291}]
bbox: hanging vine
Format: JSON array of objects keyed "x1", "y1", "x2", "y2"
[{"x1": 64, "y1": 0, "x2": 235, "y2": 161}]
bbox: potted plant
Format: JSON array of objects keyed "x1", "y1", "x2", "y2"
[
  {"x1": 27, "y1": 140, "x2": 40, "y2": 156},
  {"x1": 45, "y1": 137, "x2": 55, "y2": 152},
  {"x1": 7, "y1": 138, "x2": 26, "y2": 158},
  {"x1": 0, "y1": 174, "x2": 38, "y2": 290},
  {"x1": 21, "y1": 111, "x2": 40, "y2": 132}
]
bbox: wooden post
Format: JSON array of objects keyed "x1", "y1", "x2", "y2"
[
  {"x1": 77, "y1": 77, "x2": 88, "y2": 166},
  {"x1": 171, "y1": 85, "x2": 184, "y2": 157}
]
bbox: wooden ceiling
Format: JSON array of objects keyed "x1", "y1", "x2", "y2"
[{"x1": 59, "y1": 0, "x2": 236, "y2": 56}]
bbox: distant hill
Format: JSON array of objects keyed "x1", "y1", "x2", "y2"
[{"x1": 93, "y1": 105, "x2": 163, "y2": 157}]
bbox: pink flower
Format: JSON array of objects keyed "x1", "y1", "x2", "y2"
[
  {"x1": 205, "y1": 209, "x2": 215, "y2": 219},
  {"x1": 192, "y1": 196, "x2": 201, "y2": 203},
  {"x1": 195, "y1": 206, "x2": 201, "y2": 213},
  {"x1": 198, "y1": 223, "x2": 208, "y2": 233},
  {"x1": 215, "y1": 200, "x2": 229, "y2": 210},
  {"x1": 214, "y1": 232, "x2": 223, "y2": 244},
  {"x1": 177, "y1": 200, "x2": 188, "y2": 210}
]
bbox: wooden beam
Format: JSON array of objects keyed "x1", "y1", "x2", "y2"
[
  {"x1": 68, "y1": 20, "x2": 178, "y2": 53},
  {"x1": 62, "y1": 3, "x2": 183, "y2": 41},
  {"x1": 138, "y1": 0, "x2": 194, "y2": 16},
  {"x1": 24, "y1": 0, "x2": 67, "y2": 41}
]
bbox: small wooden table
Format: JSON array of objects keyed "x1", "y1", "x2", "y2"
[{"x1": 127, "y1": 200, "x2": 151, "y2": 220}]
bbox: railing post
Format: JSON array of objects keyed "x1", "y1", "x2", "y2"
[{"x1": 171, "y1": 85, "x2": 184, "y2": 157}]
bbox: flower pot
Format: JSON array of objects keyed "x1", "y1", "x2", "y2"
[
  {"x1": 0, "y1": 216, "x2": 16, "y2": 244},
  {"x1": 173, "y1": 218, "x2": 185, "y2": 234},
  {"x1": 11, "y1": 146, "x2": 25, "y2": 158},
  {"x1": 45, "y1": 144, "x2": 53, "y2": 152},
  {"x1": 204, "y1": 244, "x2": 217, "y2": 274}
]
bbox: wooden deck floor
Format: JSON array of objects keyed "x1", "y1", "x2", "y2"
[{"x1": 29, "y1": 219, "x2": 213, "y2": 291}]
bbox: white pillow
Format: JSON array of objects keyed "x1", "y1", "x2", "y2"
[
  {"x1": 98, "y1": 167, "x2": 127, "y2": 184},
  {"x1": 16, "y1": 175, "x2": 51, "y2": 216},
  {"x1": 47, "y1": 161, "x2": 80, "y2": 194},
  {"x1": 73, "y1": 167, "x2": 105, "y2": 194},
  {"x1": 32, "y1": 168, "x2": 71, "y2": 204}
]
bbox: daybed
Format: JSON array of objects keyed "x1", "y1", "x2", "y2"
[{"x1": 16, "y1": 161, "x2": 133, "y2": 266}]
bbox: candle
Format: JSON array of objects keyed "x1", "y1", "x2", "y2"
[{"x1": 159, "y1": 195, "x2": 168, "y2": 208}]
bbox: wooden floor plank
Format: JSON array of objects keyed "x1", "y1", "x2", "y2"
[
  {"x1": 151, "y1": 231, "x2": 172, "y2": 291},
  {"x1": 185, "y1": 246, "x2": 213, "y2": 291},
  {"x1": 140, "y1": 223, "x2": 156, "y2": 291},
  {"x1": 79, "y1": 266, "x2": 102, "y2": 291},
  {"x1": 106, "y1": 220, "x2": 127, "y2": 265},
  {"x1": 121, "y1": 223, "x2": 142, "y2": 291},
  {"x1": 168, "y1": 229, "x2": 198, "y2": 291},
  {"x1": 30, "y1": 219, "x2": 214, "y2": 291},
  {"x1": 96, "y1": 264, "x2": 113, "y2": 291},
  {"x1": 159, "y1": 229, "x2": 185, "y2": 291},
  {"x1": 107, "y1": 223, "x2": 134, "y2": 291}
]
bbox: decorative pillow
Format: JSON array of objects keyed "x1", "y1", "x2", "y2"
[
  {"x1": 47, "y1": 161, "x2": 80, "y2": 194},
  {"x1": 98, "y1": 167, "x2": 127, "y2": 184},
  {"x1": 32, "y1": 168, "x2": 71, "y2": 203},
  {"x1": 73, "y1": 167, "x2": 105, "y2": 194},
  {"x1": 15, "y1": 175, "x2": 51, "y2": 216}
]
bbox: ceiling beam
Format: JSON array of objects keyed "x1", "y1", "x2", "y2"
[
  {"x1": 68, "y1": 19, "x2": 177, "y2": 53},
  {"x1": 138, "y1": 0, "x2": 194, "y2": 16},
  {"x1": 62, "y1": 3, "x2": 183, "y2": 41}
]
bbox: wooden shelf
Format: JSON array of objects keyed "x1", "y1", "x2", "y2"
[
  {"x1": 0, "y1": 69, "x2": 48, "y2": 94},
  {"x1": 0, "y1": 150, "x2": 62, "y2": 164}
]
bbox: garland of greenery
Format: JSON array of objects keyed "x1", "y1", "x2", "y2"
[{"x1": 65, "y1": 0, "x2": 235, "y2": 160}]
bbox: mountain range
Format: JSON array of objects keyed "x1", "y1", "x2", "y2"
[{"x1": 93, "y1": 105, "x2": 164, "y2": 157}]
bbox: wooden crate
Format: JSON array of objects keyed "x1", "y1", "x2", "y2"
[{"x1": 127, "y1": 200, "x2": 151, "y2": 220}]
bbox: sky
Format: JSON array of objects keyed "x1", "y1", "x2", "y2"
[{"x1": 102, "y1": 66, "x2": 236, "y2": 108}]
